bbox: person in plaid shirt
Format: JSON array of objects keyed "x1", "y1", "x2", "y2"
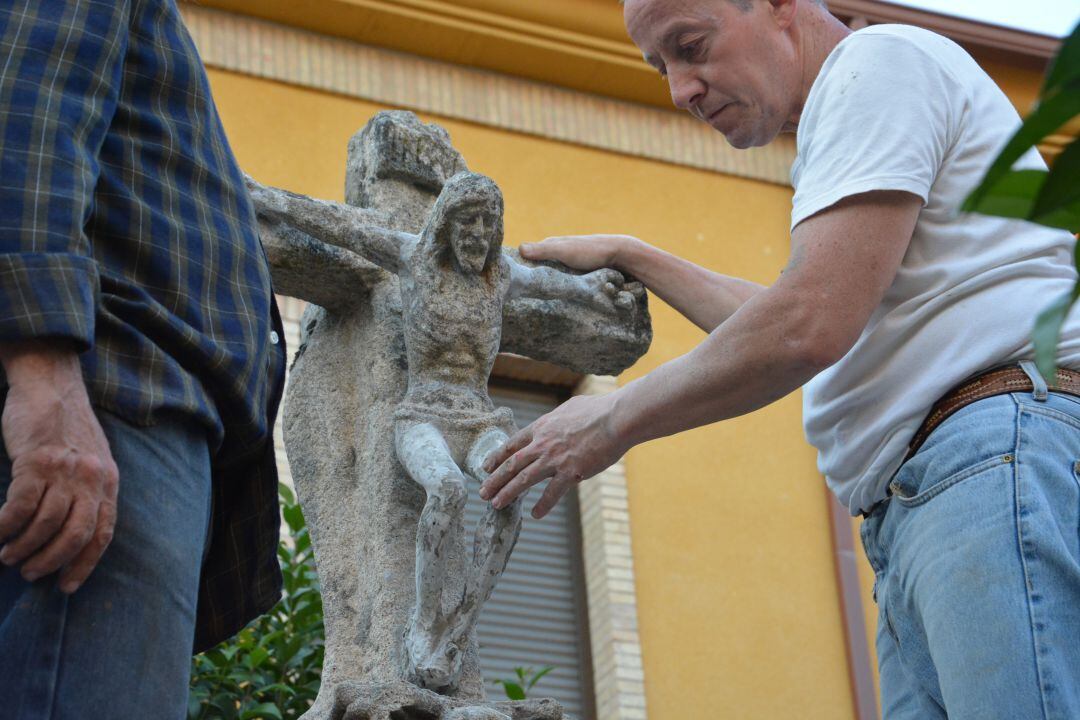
[{"x1": 0, "y1": 1, "x2": 286, "y2": 717}]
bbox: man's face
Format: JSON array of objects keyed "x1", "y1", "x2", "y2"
[
  {"x1": 449, "y1": 205, "x2": 494, "y2": 274},
  {"x1": 625, "y1": 0, "x2": 801, "y2": 148}
]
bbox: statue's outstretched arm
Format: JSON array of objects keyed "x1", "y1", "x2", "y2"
[
  {"x1": 506, "y1": 254, "x2": 644, "y2": 316},
  {"x1": 246, "y1": 175, "x2": 412, "y2": 274}
]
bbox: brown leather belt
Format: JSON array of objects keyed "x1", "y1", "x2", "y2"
[{"x1": 906, "y1": 365, "x2": 1080, "y2": 460}]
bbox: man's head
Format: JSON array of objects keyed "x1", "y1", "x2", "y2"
[
  {"x1": 624, "y1": 0, "x2": 836, "y2": 148},
  {"x1": 426, "y1": 172, "x2": 504, "y2": 275}
]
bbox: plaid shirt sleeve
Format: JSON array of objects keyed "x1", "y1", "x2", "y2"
[{"x1": 0, "y1": 0, "x2": 130, "y2": 349}]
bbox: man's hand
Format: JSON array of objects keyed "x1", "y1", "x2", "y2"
[
  {"x1": 0, "y1": 345, "x2": 118, "y2": 593},
  {"x1": 520, "y1": 234, "x2": 641, "y2": 272},
  {"x1": 478, "y1": 392, "x2": 627, "y2": 519}
]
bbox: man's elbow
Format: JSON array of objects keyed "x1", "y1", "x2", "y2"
[{"x1": 782, "y1": 315, "x2": 858, "y2": 374}]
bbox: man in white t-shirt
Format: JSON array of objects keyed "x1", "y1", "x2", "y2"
[{"x1": 477, "y1": 0, "x2": 1080, "y2": 716}]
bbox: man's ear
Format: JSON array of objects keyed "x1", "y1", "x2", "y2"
[{"x1": 768, "y1": 0, "x2": 798, "y2": 29}]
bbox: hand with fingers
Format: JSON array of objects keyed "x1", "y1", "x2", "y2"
[
  {"x1": 478, "y1": 392, "x2": 628, "y2": 519},
  {"x1": 519, "y1": 234, "x2": 642, "y2": 272},
  {"x1": 0, "y1": 348, "x2": 119, "y2": 594}
]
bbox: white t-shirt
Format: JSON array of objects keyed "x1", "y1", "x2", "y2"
[{"x1": 791, "y1": 25, "x2": 1080, "y2": 515}]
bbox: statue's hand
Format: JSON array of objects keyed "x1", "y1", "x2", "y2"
[
  {"x1": 581, "y1": 268, "x2": 644, "y2": 314},
  {"x1": 242, "y1": 173, "x2": 285, "y2": 221}
]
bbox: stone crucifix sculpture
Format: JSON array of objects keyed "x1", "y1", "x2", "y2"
[{"x1": 251, "y1": 111, "x2": 651, "y2": 720}]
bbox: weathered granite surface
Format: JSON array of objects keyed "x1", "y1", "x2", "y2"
[
  {"x1": 331, "y1": 681, "x2": 564, "y2": 720},
  {"x1": 251, "y1": 111, "x2": 651, "y2": 719}
]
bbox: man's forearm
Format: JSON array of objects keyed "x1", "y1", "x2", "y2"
[
  {"x1": 608, "y1": 283, "x2": 826, "y2": 449},
  {"x1": 614, "y1": 239, "x2": 763, "y2": 332}
]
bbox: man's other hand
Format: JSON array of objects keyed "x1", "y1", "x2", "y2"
[
  {"x1": 0, "y1": 345, "x2": 118, "y2": 593},
  {"x1": 478, "y1": 392, "x2": 627, "y2": 519}
]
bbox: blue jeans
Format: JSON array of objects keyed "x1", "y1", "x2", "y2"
[
  {"x1": 861, "y1": 389, "x2": 1080, "y2": 719},
  {"x1": 0, "y1": 408, "x2": 211, "y2": 720}
]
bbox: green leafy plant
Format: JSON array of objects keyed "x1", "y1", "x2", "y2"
[
  {"x1": 188, "y1": 482, "x2": 325, "y2": 720},
  {"x1": 963, "y1": 20, "x2": 1080, "y2": 378},
  {"x1": 492, "y1": 666, "x2": 555, "y2": 701}
]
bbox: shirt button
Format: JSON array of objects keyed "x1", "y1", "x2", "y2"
[{"x1": 270, "y1": 331, "x2": 280, "y2": 345}]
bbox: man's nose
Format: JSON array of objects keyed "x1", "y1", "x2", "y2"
[{"x1": 668, "y1": 68, "x2": 705, "y2": 113}]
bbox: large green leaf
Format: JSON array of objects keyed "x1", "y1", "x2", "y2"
[
  {"x1": 964, "y1": 90, "x2": 1080, "y2": 211},
  {"x1": 1042, "y1": 21, "x2": 1080, "y2": 97},
  {"x1": 1034, "y1": 287, "x2": 1080, "y2": 380},
  {"x1": 964, "y1": 168, "x2": 1047, "y2": 219},
  {"x1": 1031, "y1": 137, "x2": 1080, "y2": 231}
]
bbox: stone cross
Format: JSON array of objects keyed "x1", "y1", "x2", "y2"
[{"x1": 253, "y1": 111, "x2": 651, "y2": 720}]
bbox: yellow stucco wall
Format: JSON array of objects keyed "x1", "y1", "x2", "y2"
[{"x1": 208, "y1": 70, "x2": 855, "y2": 718}]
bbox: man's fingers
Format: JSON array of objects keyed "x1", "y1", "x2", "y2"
[
  {"x1": 615, "y1": 292, "x2": 634, "y2": 310},
  {"x1": 0, "y1": 475, "x2": 47, "y2": 543},
  {"x1": 0, "y1": 487, "x2": 72, "y2": 568},
  {"x1": 58, "y1": 499, "x2": 116, "y2": 594},
  {"x1": 492, "y1": 460, "x2": 554, "y2": 510},
  {"x1": 479, "y1": 443, "x2": 535, "y2": 500},
  {"x1": 520, "y1": 241, "x2": 553, "y2": 261},
  {"x1": 481, "y1": 428, "x2": 533, "y2": 477},
  {"x1": 532, "y1": 476, "x2": 572, "y2": 519},
  {"x1": 20, "y1": 496, "x2": 98, "y2": 582},
  {"x1": 626, "y1": 281, "x2": 645, "y2": 298}
]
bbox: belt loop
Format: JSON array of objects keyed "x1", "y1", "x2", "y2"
[{"x1": 1020, "y1": 360, "x2": 1048, "y2": 401}]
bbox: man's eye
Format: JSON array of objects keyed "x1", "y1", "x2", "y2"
[{"x1": 678, "y1": 38, "x2": 705, "y2": 60}]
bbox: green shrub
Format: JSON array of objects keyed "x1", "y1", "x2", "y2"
[{"x1": 188, "y1": 483, "x2": 324, "y2": 720}]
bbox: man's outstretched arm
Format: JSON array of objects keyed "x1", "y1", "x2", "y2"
[
  {"x1": 519, "y1": 234, "x2": 764, "y2": 332},
  {"x1": 480, "y1": 191, "x2": 921, "y2": 518},
  {"x1": 245, "y1": 175, "x2": 411, "y2": 274}
]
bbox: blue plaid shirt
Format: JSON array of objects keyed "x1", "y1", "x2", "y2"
[{"x1": 0, "y1": 0, "x2": 285, "y2": 650}]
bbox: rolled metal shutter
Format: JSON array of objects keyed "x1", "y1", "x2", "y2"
[{"x1": 466, "y1": 385, "x2": 594, "y2": 719}]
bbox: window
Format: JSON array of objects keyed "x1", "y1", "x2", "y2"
[{"x1": 468, "y1": 384, "x2": 595, "y2": 717}]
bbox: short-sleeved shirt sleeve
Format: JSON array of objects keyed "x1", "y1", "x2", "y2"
[{"x1": 790, "y1": 29, "x2": 965, "y2": 230}]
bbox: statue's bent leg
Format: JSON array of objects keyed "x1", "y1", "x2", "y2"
[
  {"x1": 460, "y1": 428, "x2": 524, "y2": 635},
  {"x1": 395, "y1": 420, "x2": 470, "y2": 692}
]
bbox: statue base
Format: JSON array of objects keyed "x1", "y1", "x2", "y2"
[{"x1": 331, "y1": 681, "x2": 567, "y2": 720}]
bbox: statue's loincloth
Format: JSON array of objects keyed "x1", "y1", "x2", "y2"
[
  {"x1": 394, "y1": 401, "x2": 516, "y2": 468},
  {"x1": 393, "y1": 401, "x2": 514, "y2": 434}
]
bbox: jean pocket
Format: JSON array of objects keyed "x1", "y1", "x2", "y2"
[{"x1": 890, "y1": 454, "x2": 1013, "y2": 507}]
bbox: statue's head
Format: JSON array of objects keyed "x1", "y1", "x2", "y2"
[{"x1": 424, "y1": 172, "x2": 504, "y2": 275}]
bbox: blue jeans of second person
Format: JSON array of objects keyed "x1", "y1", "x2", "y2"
[
  {"x1": 861, "y1": 390, "x2": 1080, "y2": 719},
  {"x1": 0, "y1": 408, "x2": 211, "y2": 720}
]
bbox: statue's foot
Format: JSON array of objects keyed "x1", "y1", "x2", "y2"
[{"x1": 404, "y1": 621, "x2": 465, "y2": 692}]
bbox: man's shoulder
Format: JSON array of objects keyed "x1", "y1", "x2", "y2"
[{"x1": 825, "y1": 24, "x2": 974, "y2": 83}]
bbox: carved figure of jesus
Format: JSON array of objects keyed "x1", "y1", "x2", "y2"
[{"x1": 247, "y1": 171, "x2": 641, "y2": 693}]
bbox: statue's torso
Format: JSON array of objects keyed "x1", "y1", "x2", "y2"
[{"x1": 399, "y1": 250, "x2": 507, "y2": 414}]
